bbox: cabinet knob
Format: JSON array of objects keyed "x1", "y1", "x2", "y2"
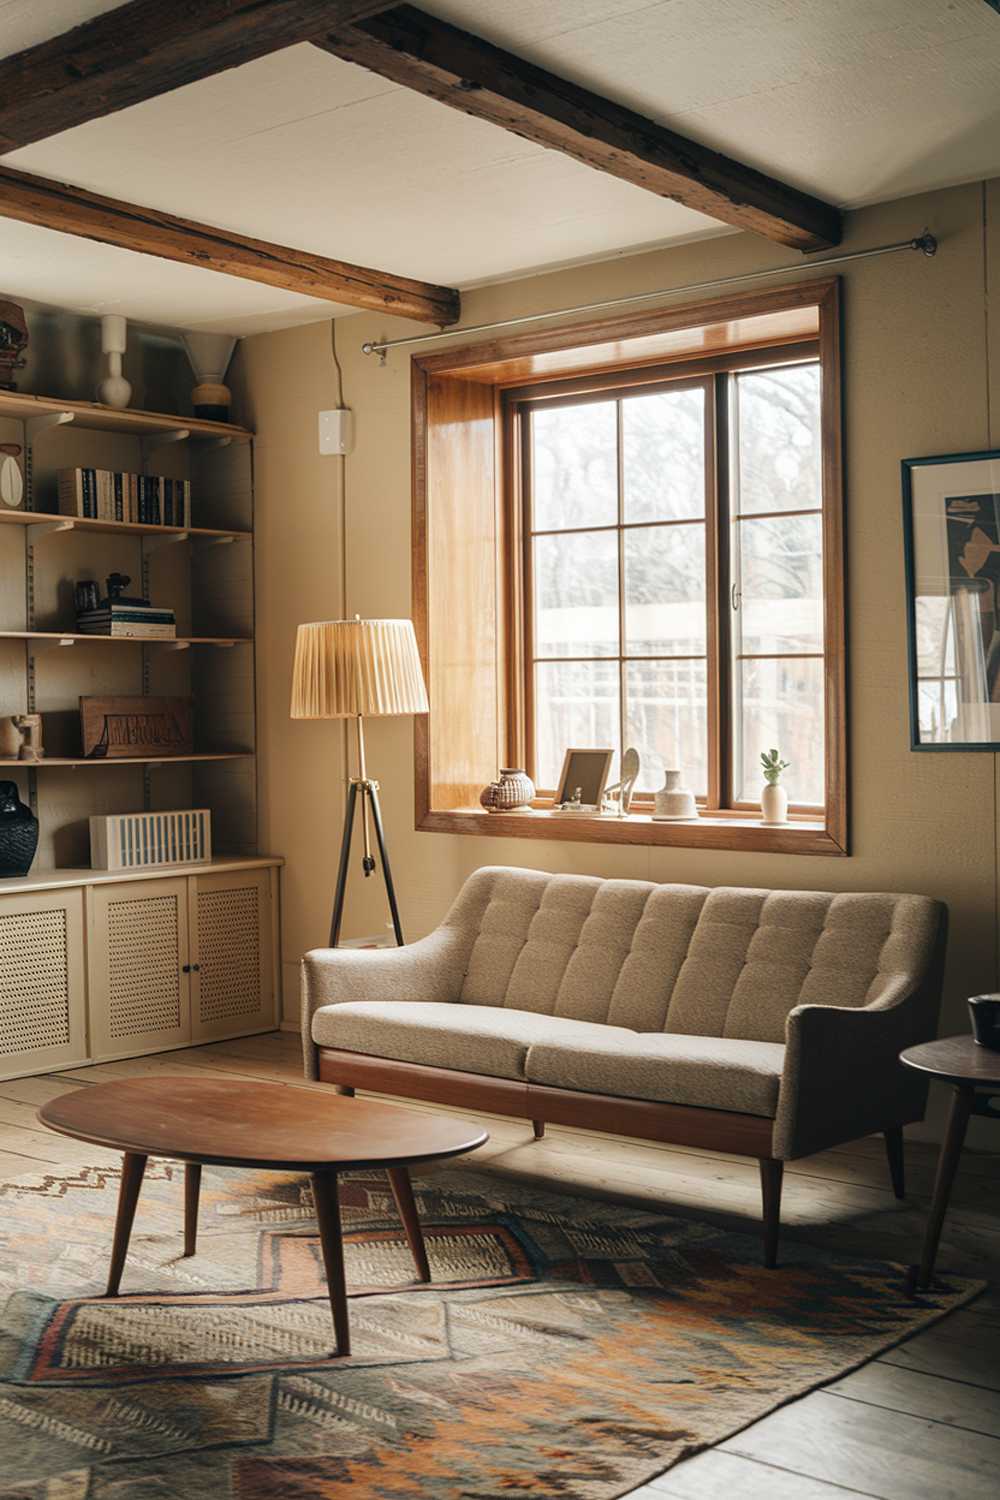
[
  {"x1": 181, "y1": 963, "x2": 190, "y2": 973},
  {"x1": 182, "y1": 963, "x2": 201, "y2": 973}
]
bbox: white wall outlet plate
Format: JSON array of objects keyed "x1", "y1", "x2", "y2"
[{"x1": 318, "y1": 408, "x2": 354, "y2": 455}]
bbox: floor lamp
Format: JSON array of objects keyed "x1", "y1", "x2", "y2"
[{"x1": 290, "y1": 617, "x2": 428, "y2": 947}]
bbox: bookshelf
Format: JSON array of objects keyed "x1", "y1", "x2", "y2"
[{"x1": 0, "y1": 389, "x2": 280, "y2": 1080}]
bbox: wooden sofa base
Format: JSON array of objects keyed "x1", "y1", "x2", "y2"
[{"x1": 316, "y1": 1047, "x2": 788, "y2": 1265}]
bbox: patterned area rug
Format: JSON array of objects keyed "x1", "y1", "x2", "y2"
[{"x1": 0, "y1": 1159, "x2": 981, "y2": 1499}]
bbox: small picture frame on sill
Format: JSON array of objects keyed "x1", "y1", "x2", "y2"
[
  {"x1": 553, "y1": 748, "x2": 614, "y2": 810},
  {"x1": 902, "y1": 447, "x2": 1000, "y2": 750}
]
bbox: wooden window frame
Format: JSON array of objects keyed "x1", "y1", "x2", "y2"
[{"x1": 412, "y1": 277, "x2": 847, "y2": 856}]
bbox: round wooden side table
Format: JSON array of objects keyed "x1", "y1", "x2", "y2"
[
  {"x1": 900, "y1": 1035, "x2": 1000, "y2": 1290},
  {"x1": 39, "y1": 1077, "x2": 488, "y2": 1356}
]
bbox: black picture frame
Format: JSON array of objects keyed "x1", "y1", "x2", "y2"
[{"x1": 903, "y1": 447, "x2": 1000, "y2": 751}]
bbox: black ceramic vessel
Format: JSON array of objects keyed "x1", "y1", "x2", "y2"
[
  {"x1": 968, "y1": 993, "x2": 1000, "y2": 1050},
  {"x1": 0, "y1": 780, "x2": 38, "y2": 877}
]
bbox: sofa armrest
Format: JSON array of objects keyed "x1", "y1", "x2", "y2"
[
  {"x1": 301, "y1": 928, "x2": 468, "y2": 1078},
  {"x1": 773, "y1": 910, "x2": 948, "y2": 1160}
]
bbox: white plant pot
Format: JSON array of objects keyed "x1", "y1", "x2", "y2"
[{"x1": 760, "y1": 782, "x2": 789, "y2": 825}]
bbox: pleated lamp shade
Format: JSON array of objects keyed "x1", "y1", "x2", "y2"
[{"x1": 290, "y1": 618, "x2": 429, "y2": 719}]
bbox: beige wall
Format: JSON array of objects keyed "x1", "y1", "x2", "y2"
[{"x1": 240, "y1": 178, "x2": 1000, "y2": 1142}]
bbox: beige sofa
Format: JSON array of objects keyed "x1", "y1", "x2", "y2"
[{"x1": 302, "y1": 867, "x2": 946, "y2": 1264}]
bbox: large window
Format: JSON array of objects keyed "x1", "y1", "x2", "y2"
[{"x1": 509, "y1": 351, "x2": 827, "y2": 813}]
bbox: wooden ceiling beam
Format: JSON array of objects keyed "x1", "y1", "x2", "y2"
[
  {"x1": 319, "y1": 5, "x2": 842, "y2": 252},
  {"x1": 0, "y1": 0, "x2": 396, "y2": 151},
  {"x1": 0, "y1": 165, "x2": 460, "y2": 325}
]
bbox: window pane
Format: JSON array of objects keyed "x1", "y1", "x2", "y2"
[
  {"x1": 626, "y1": 659, "x2": 708, "y2": 797},
  {"x1": 535, "y1": 660, "x2": 619, "y2": 792},
  {"x1": 534, "y1": 530, "x2": 619, "y2": 657},
  {"x1": 734, "y1": 657, "x2": 825, "y2": 805},
  {"x1": 623, "y1": 386, "x2": 705, "y2": 522},
  {"x1": 531, "y1": 401, "x2": 617, "y2": 530},
  {"x1": 624, "y1": 523, "x2": 706, "y2": 656},
  {"x1": 736, "y1": 364, "x2": 821, "y2": 515},
  {"x1": 736, "y1": 513, "x2": 823, "y2": 654}
]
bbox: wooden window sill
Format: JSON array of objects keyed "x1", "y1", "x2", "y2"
[{"x1": 418, "y1": 807, "x2": 846, "y2": 856}]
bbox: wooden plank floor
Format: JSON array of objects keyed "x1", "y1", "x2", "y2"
[{"x1": 2, "y1": 1031, "x2": 997, "y2": 1499}]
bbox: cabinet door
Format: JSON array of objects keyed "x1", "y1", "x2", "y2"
[
  {"x1": 0, "y1": 889, "x2": 87, "y2": 1080},
  {"x1": 190, "y1": 868, "x2": 275, "y2": 1043},
  {"x1": 88, "y1": 877, "x2": 191, "y2": 1060}
]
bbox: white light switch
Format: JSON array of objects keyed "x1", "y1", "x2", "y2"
[{"x1": 318, "y1": 408, "x2": 354, "y2": 455}]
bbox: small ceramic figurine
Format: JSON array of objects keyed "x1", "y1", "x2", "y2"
[
  {"x1": 760, "y1": 748, "x2": 790, "y2": 825},
  {"x1": 13, "y1": 714, "x2": 43, "y2": 762}
]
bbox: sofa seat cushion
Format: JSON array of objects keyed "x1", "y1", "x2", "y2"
[
  {"x1": 311, "y1": 1000, "x2": 637, "y2": 1082},
  {"x1": 525, "y1": 1032, "x2": 785, "y2": 1117}
]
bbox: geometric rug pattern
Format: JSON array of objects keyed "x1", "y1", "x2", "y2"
[{"x1": 0, "y1": 1159, "x2": 981, "y2": 1498}]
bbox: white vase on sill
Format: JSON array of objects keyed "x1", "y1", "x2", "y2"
[{"x1": 760, "y1": 782, "x2": 789, "y2": 826}]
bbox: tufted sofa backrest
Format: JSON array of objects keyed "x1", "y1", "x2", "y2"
[{"x1": 445, "y1": 867, "x2": 942, "y2": 1044}]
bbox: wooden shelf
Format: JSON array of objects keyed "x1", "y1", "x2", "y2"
[
  {"x1": 0, "y1": 510, "x2": 250, "y2": 542},
  {"x1": 0, "y1": 631, "x2": 250, "y2": 648},
  {"x1": 0, "y1": 389, "x2": 252, "y2": 442},
  {"x1": 0, "y1": 753, "x2": 253, "y2": 768}
]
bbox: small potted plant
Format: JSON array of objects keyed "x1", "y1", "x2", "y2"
[{"x1": 760, "y1": 748, "x2": 790, "y2": 825}]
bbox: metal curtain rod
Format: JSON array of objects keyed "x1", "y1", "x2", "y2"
[{"x1": 361, "y1": 231, "x2": 938, "y2": 359}]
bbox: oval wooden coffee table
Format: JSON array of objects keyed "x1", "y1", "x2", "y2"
[{"x1": 38, "y1": 1077, "x2": 488, "y2": 1356}]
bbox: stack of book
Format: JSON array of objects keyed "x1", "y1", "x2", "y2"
[
  {"x1": 76, "y1": 603, "x2": 177, "y2": 639},
  {"x1": 57, "y1": 468, "x2": 192, "y2": 526}
]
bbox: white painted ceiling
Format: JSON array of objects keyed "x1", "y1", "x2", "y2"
[{"x1": 0, "y1": 0, "x2": 998, "y2": 334}]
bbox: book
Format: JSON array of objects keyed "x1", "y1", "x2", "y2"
[
  {"x1": 56, "y1": 467, "x2": 191, "y2": 526},
  {"x1": 77, "y1": 610, "x2": 177, "y2": 624},
  {"x1": 77, "y1": 621, "x2": 178, "y2": 638}
]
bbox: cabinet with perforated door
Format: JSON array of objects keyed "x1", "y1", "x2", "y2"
[
  {"x1": 87, "y1": 877, "x2": 193, "y2": 1060},
  {"x1": 189, "y1": 867, "x2": 275, "y2": 1043},
  {"x1": 86, "y1": 866, "x2": 278, "y2": 1061},
  {"x1": 0, "y1": 889, "x2": 88, "y2": 1078}
]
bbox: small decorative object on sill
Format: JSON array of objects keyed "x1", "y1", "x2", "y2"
[
  {"x1": 0, "y1": 780, "x2": 38, "y2": 875},
  {"x1": 968, "y1": 993, "x2": 1000, "y2": 1050},
  {"x1": 81, "y1": 695, "x2": 193, "y2": 759},
  {"x1": 0, "y1": 299, "x2": 28, "y2": 391},
  {"x1": 760, "y1": 748, "x2": 790, "y2": 825},
  {"x1": 555, "y1": 748, "x2": 613, "y2": 810},
  {"x1": 652, "y1": 769, "x2": 698, "y2": 821},
  {"x1": 603, "y1": 746, "x2": 640, "y2": 815},
  {"x1": 0, "y1": 445, "x2": 24, "y2": 509},
  {"x1": 480, "y1": 767, "x2": 535, "y2": 812},
  {"x1": 183, "y1": 331, "x2": 237, "y2": 421},
  {"x1": 97, "y1": 313, "x2": 132, "y2": 409}
]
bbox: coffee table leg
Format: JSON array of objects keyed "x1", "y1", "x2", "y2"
[
  {"x1": 184, "y1": 1163, "x2": 202, "y2": 1257},
  {"x1": 913, "y1": 1084, "x2": 975, "y2": 1291},
  {"x1": 311, "y1": 1171, "x2": 350, "y2": 1356},
  {"x1": 387, "y1": 1167, "x2": 431, "y2": 1283},
  {"x1": 106, "y1": 1151, "x2": 147, "y2": 1296}
]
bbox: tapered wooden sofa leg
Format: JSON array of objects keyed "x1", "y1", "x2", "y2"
[
  {"x1": 333, "y1": 1084, "x2": 355, "y2": 1097},
  {"x1": 531, "y1": 1120, "x2": 545, "y2": 1140},
  {"x1": 884, "y1": 1126, "x2": 905, "y2": 1199},
  {"x1": 759, "y1": 1158, "x2": 784, "y2": 1268}
]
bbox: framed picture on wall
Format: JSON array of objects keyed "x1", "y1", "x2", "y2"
[{"x1": 903, "y1": 448, "x2": 1000, "y2": 750}]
